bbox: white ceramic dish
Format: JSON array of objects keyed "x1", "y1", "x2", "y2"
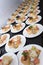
[
  {"x1": 26, "y1": 15, "x2": 42, "y2": 25},
  {"x1": 5, "y1": 34, "x2": 26, "y2": 53},
  {"x1": 0, "y1": 25, "x2": 11, "y2": 34},
  {"x1": 23, "y1": 24, "x2": 43, "y2": 38},
  {"x1": 0, "y1": 34, "x2": 10, "y2": 47},
  {"x1": 17, "y1": 44, "x2": 43, "y2": 65},
  {"x1": 11, "y1": 23, "x2": 25, "y2": 33},
  {"x1": 15, "y1": 16, "x2": 27, "y2": 23},
  {"x1": 1, "y1": 53, "x2": 18, "y2": 65}
]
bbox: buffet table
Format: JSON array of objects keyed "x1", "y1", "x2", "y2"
[{"x1": 0, "y1": 0, "x2": 43, "y2": 59}]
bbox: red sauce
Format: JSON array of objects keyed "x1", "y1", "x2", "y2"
[{"x1": 0, "y1": 59, "x2": 2, "y2": 62}]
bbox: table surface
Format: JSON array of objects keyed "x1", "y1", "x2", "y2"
[{"x1": 0, "y1": 0, "x2": 43, "y2": 57}]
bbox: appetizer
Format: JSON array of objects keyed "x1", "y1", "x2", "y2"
[
  {"x1": 8, "y1": 36, "x2": 21, "y2": 48},
  {"x1": 0, "y1": 56, "x2": 13, "y2": 65},
  {"x1": 29, "y1": 10, "x2": 40, "y2": 15},
  {"x1": 12, "y1": 24, "x2": 22, "y2": 30},
  {"x1": 5, "y1": 35, "x2": 26, "y2": 53},
  {"x1": 16, "y1": 15, "x2": 26, "y2": 23},
  {"x1": 11, "y1": 12, "x2": 18, "y2": 19},
  {"x1": 11, "y1": 23, "x2": 25, "y2": 33},
  {"x1": 0, "y1": 34, "x2": 7, "y2": 44},
  {"x1": 16, "y1": 8, "x2": 21, "y2": 12},
  {"x1": 0, "y1": 34, "x2": 10, "y2": 47},
  {"x1": 1, "y1": 24, "x2": 10, "y2": 32},
  {"x1": 19, "y1": 10, "x2": 27, "y2": 16},
  {"x1": 26, "y1": 25, "x2": 39, "y2": 34},
  {"x1": 8, "y1": 18, "x2": 14, "y2": 24},
  {"x1": 27, "y1": 16, "x2": 38, "y2": 23},
  {"x1": 21, "y1": 46, "x2": 41, "y2": 65}
]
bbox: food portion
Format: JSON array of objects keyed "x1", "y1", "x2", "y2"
[
  {"x1": 19, "y1": 11, "x2": 27, "y2": 16},
  {"x1": 16, "y1": 15, "x2": 26, "y2": 23},
  {"x1": 8, "y1": 36, "x2": 21, "y2": 48},
  {"x1": 26, "y1": 25, "x2": 39, "y2": 34},
  {"x1": 27, "y1": 16, "x2": 38, "y2": 23},
  {"x1": 21, "y1": 46, "x2": 41, "y2": 65},
  {"x1": 1, "y1": 25, "x2": 10, "y2": 32},
  {"x1": 16, "y1": 8, "x2": 21, "y2": 12},
  {"x1": 0, "y1": 34, "x2": 7, "y2": 45},
  {"x1": 11, "y1": 11, "x2": 19, "y2": 19},
  {"x1": 7, "y1": 0, "x2": 33, "y2": 24},
  {"x1": 29, "y1": 11, "x2": 37, "y2": 17},
  {"x1": 12, "y1": 24, "x2": 22, "y2": 30},
  {"x1": 8, "y1": 18, "x2": 14, "y2": 24},
  {"x1": 29, "y1": 10, "x2": 40, "y2": 15},
  {"x1": 0, "y1": 56, "x2": 13, "y2": 65}
]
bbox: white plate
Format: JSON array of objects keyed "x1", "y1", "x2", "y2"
[
  {"x1": 36, "y1": 10, "x2": 41, "y2": 14},
  {"x1": 17, "y1": 44, "x2": 43, "y2": 65},
  {"x1": 26, "y1": 15, "x2": 42, "y2": 25},
  {"x1": 23, "y1": 24, "x2": 43, "y2": 38},
  {"x1": 37, "y1": 6, "x2": 40, "y2": 9},
  {"x1": 11, "y1": 23, "x2": 25, "y2": 33},
  {"x1": 5, "y1": 34, "x2": 26, "y2": 53},
  {"x1": 28, "y1": 10, "x2": 41, "y2": 16},
  {"x1": 15, "y1": 16, "x2": 27, "y2": 24},
  {"x1": 28, "y1": 10, "x2": 40, "y2": 17},
  {"x1": 30, "y1": 7, "x2": 39, "y2": 13},
  {"x1": 1, "y1": 53, "x2": 18, "y2": 65},
  {"x1": 0, "y1": 25, "x2": 11, "y2": 34},
  {"x1": 32, "y1": 6, "x2": 39, "y2": 10},
  {"x1": 0, "y1": 34, "x2": 10, "y2": 47}
]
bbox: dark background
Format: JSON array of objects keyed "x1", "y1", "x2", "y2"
[{"x1": 0, "y1": 0, "x2": 43, "y2": 57}]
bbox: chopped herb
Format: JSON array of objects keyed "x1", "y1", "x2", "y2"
[
  {"x1": 32, "y1": 46, "x2": 36, "y2": 50},
  {"x1": 29, "y1": 26, "x2": 33, "y2": 29},
  {"x1": 22, "y1": 51, "x2": 29, "y2": 57}
]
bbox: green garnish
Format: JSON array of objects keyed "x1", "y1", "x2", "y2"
[
  {"x1": 31, "y1": 7, "x2": 33, "y2": 9},
  {"x1": 29, "y1": 26, "x2": 33, "y2": 29},
  {"x1": 32, "y1": 46, "x2": 36, "y2": 50},
  {"x1": 22, "y1": 51, "x2": 28, "y2": 57}
]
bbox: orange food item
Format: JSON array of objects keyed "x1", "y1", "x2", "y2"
[{"x1": 34, "y1": 57, "x2": 40, "y2": 64}]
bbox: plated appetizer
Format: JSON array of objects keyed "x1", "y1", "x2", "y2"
[
  {"x1": 7, "y1": 18, "x2": 15, "y2": 24},
  {"x1": 19, "y1": 11, "x2": 26, "y2": 16},
  {"x1": 19, "y1": 10, "x2": 28, "y2": 16},
  {"x1": 23, "y1": 24, "x2": 43, "y2": 38},
  {"x1": 30, "y1": 6, "x2": 38, "y2": 12},
  {"x1": 24, "y1": 6, "x2": 29, "y2": 10},
  {"x1": 26, "y1": 15, "x2": 42, "y2": 25},
  {"x1": 5, "y1": 34, "x2": 26, "y2": 53},
  {"x1": 0, "y1": 34, "x2": 10, "y2": 47},
  {"x1": 28, "y1": 10, "x2": 40, "y2": 17},
  {"x1": 17, "y1": 44, "x2": 43, "y2": 65},
  {"x1": 11, "y1": 12, "x2": 18, "y2": 19},
  {"x1": 15, "y1": 15, "x2": 26, "y2": 23},
  {"x1": 16, "y1": 8, "x2": 21, "y2": 12},
  {"x1": 0, "y1": 53, "x2": 18, "y2": 65},
  {"x1": 11, "y1": 23, "x2": 25, "y2": 33},
  {"x1": 0, "y1": 24, "x2": 11, "y2": 34}
]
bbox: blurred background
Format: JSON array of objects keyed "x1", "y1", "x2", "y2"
[{"x1": 0, "y1": 0, "x2": 23, "y2": 27}]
